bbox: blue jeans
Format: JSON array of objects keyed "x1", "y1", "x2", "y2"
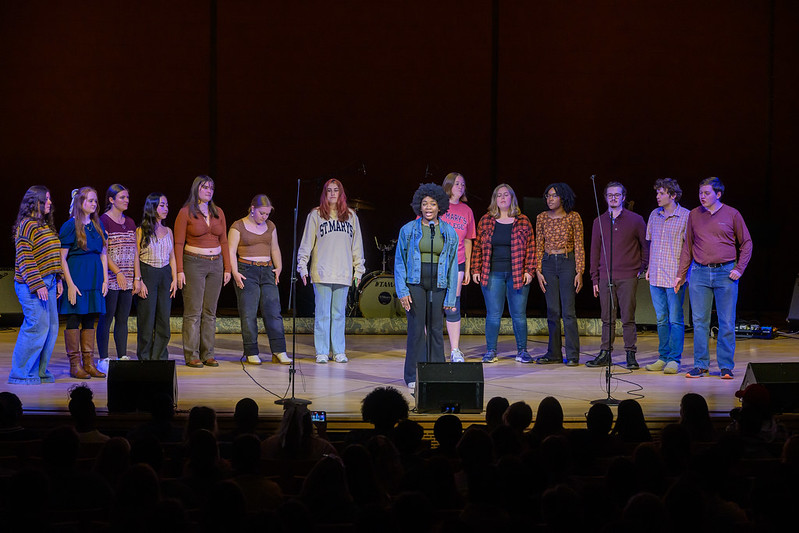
[
  {"x1": 689, "y1": 261, "x2": 738, "y2": 370},
  {"x1": 541, "y1": 253, "x2": 580, "y2": 361},
  {"x1": 235, "y1": 262, "x2": 287, "y2": 356},
  {"x1": 649, "y1": 283, "x2": 686, "y2": 363},
  {"x1": 9, "y1": 275, "x2": 59, "y2": 384},
  {"x1": 481, "y1": 271, "x2": 530, "y2": 352},
  {"x1": 313, "y1": 283, "x2": 349, "y2": 355}
]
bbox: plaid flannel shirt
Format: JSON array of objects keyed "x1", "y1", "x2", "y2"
[{"x1": 471, "y1": 213, "x2": 535, "y2": 290}]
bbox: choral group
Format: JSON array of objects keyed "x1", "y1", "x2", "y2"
[{"x1": 9, "y1": 173, "x2": 752, "y2": 391}]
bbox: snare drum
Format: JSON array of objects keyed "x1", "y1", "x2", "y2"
[{"x1": 358, "y1": 272, "x2": 403, "y2": 318}]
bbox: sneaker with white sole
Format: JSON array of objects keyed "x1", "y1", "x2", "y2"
[
  {"x1": 646, "y1": 359, "x2": 667, "y2": 371},
  {"x1": 119, "y1": 355, "x2": 131, "y2": 361},
  {"x1": 96, "y1": 358, "x2": 111, "y2": 374},
  {"x1": 246, "y1": 355, "x2": 262, "y2": 365},
  {"x1": 334, "y1": 354, "x2": 348, "y2": 363},
  {"x1": 316, "y1": 354, "x2": 329, "y2": 364},
  {"x1": 664, "y1": 361, "x2": 680, "y2": 374},
  {"x1": 451, "y1": 349, "x2": 464, "y2": 363}
]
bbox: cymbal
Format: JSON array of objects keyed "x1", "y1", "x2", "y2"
[{"x1": 349, "y1": 198, "x2": 375, "y2": 211}]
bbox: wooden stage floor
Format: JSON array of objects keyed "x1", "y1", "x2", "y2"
[{"x1": 3, "y1": 326, "x2": 798, "y2": 425}]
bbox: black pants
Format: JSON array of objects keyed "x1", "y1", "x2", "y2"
[
  {"x1": 137, "y1": 263, "x2": 173, "y2": 360},
  {"x1": 97, "y1": 289, "x2": 133, "y2": 359},
  {"x1": 404, "y1": 263, "x2": 445, "y2": 385}
]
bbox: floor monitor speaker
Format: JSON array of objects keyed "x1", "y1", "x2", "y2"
[
  {"x1": 416, "y1": 362, "x2": 484, "y2": 414},
  {"x1": 107, "y1": 360, "x2": 177, "y2": 413}
]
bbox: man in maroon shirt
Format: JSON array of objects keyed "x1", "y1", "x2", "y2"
[
  {"x1": 675, "y1": 177, "x2": 752, "y2": 379},
  {"x1": 587, "y1": 182, "x2": 649, "y2": 370}
]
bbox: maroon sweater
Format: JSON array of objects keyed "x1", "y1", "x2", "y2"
[{"x1": 590, "y1": 209, "x2": 649, "y2": 284}]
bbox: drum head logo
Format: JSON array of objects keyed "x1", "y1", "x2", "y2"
[{"x1": 378, "y1": 291, "x2": 392, "y2": 305}]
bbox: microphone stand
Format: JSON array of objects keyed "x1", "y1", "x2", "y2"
[
  {"x1": 426, "y1": 221, "x2": 435, "y2": 366},
  {"x1": 590, "y1": 176, "x2": 620, "y2": 406},
  {"x1": 276, "y1": 178, "x2": 311, "y2": 409}
]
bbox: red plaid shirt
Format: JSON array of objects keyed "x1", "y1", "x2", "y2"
[{"x1": 471, "y1": 213, "x2": 535, "y2": 289}]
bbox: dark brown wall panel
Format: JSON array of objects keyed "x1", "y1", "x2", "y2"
[{"x1": 0, "y1": 0, "x2": 210, "y2": 264}]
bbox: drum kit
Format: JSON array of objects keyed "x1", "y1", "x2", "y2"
[{"x1": 346, "y1": 197, "x2": 404, "y2": 318}]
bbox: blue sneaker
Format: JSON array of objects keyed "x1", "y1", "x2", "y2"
[
  {"x1": 482, "y1": 350, "x2": 498, "y2": 363},
  {"x1": 516, "y1": 350, "x2": 533, "y2": 363},
  {"x1": 685, "y1": 367, "x2": 709, "y2": 379}
]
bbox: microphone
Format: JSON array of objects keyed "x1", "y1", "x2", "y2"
[
  {"x1": 429, "y1": 221, "x2": 435, "y2": 231},
  {"x1": 360, "y1": 163, "x2": 366, "y2": 176},
  {"x1": 590, "y1": 174, "x2": 596, "y2": 181}
]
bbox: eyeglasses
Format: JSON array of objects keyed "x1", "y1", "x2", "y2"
[{"x1": 606, "y1": 193, "x2": 623, "y2": 199}]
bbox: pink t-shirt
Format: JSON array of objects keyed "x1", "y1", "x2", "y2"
[{"x1": 441, "y1": 201, "x2": 476, "y2": 265}]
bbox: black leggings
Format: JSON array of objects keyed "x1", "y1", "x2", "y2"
[{"x1": 65, "y1": 313, "x2": 99, "y2": 330}]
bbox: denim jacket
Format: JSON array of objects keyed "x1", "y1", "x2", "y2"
[{"x1": 394, "y1": 218, "x2": 459, "y2": 307}]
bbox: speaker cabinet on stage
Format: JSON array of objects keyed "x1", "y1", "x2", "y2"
[
  {"x1": 416, "y1": 362, "x2": 484, "y2": 414},
  {"x1": 740, "y1": 362, "x2": 799, "y2": 413},
  {"x1": 107, "y1": 360, "x2": 177, "y2": 413},
  {"x1": 635, "y1": 278, "x2": 691, "y2": 327},
  {"x1": 788, "y1": 274, "x2": 799, "y2": 323}
]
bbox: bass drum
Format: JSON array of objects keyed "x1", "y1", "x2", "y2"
[{"x1": 358, "y1": 272, "x2": 404, "y2": 318}]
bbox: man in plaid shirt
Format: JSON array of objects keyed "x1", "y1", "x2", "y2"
[{"x1": 644, "y1": 179, "x2": 690, "y2": 375}]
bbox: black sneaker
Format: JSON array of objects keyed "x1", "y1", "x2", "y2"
[{"x1": 534, "y1": 354, "x2": 562, "y2": 364}]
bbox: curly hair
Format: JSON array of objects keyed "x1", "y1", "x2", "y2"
[
  {"x1": 410, "y1": 182, "x2": 450, "y2": 217},
  {"x1": 361, "y1": 386, "x2": 409, "y2": 431},
  {"x1": 13, "y1": 186, "x2": 55, "y2": 238},
  {"x1": 653, "y1": 178, "x2": 682, "y2": 203},
  {"x1": 542, "y1": 182, "x2": 576, "y2": 213}
]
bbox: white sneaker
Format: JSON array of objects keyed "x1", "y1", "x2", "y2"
[
  {"x1": 119, "y1": 355, "x2": 131, "y2": 361},
  {"x1": 316, "y1": 354, "x2": 329, "y2": 364},
  {"x1": 334, "y1": 354, "x2": 348, "y2": 363},
  {"x1": 272, "y1": 352, "x2": 291, "y2": 365},
  {"x1": 97, "y1": 358, "x2": 110, "y2": 374},
  {"x1": 246, "y1": 355, "x2": 262, "y2": 365},
  {"x1": 451, "y1": 349, "x2": 464, "y2": 363}
]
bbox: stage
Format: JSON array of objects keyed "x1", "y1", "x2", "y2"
[{"x1": 3, "y1": 325, "x2": 798, "y2": 429}]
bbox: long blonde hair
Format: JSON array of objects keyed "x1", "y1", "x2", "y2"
[
  {"x1": 70, "y1": 187, "x2": 106, "y2": 251},
  {"x1": 487, "y1": 183, "x2": 521, "y2": 219}
]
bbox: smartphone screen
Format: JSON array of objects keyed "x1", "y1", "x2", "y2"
[{"x1": 311, "y1": 410, "x2": 326, "y2": 422}]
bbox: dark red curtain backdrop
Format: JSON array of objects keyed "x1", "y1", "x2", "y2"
[{"x1": 1, "y1": 1, "x2": 796, "y2": 317}]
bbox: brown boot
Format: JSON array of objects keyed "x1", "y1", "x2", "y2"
[
  {"x1": 66, "y1": 329, "x2": 90, "y2": 379},
  {"x1": 80, "y1": 328, "x2": 106, "y2": 378}
]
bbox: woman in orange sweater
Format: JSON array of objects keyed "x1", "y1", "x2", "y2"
[{"x1": 174, "y1": 176, "x2": 231, "y2": 367}]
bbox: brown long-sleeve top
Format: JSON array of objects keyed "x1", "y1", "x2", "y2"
[
  {"x1": 174, "y1": 205, "x2": 230, "y2": 273},
  {"x1": 535, "y1": 210, "x2": 585, "y2": 274}
]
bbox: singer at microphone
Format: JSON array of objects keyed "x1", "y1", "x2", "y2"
[
  {"x1": 394, "y1": 183, "x2": 459, "y2": 394},
  {"x1": 586, "y1": 181, "x2": 649, "y2": 370}
]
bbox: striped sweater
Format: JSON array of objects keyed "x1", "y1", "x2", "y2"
[{"x1": 14, "y1": 218, "x2": 63, "y2": 292}]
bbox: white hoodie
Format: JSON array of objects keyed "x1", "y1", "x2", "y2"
[{"x1": 297, "y1": 208, "x2": 365, "y2": 285}]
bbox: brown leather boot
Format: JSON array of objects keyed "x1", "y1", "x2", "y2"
[
  {"x1": 80, "y1": 328, "x2": 106, "y2": 378},
  {"x1": 66, "y1": 329, "x2": 90, "y2": 379}
]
